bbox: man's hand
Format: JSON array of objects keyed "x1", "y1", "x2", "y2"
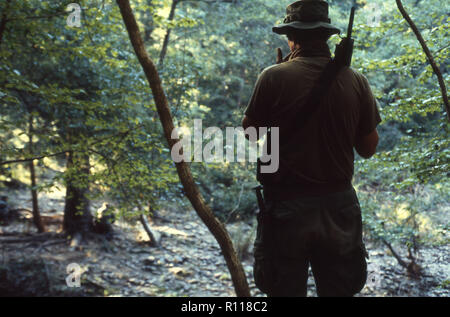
[
  {"x1": 355, "y1": 129, "x2": 379, "y2": 159},
  {"x1": 242, "y1": 115, "x2": 258, "y2": 139},
  {"x1": 276, "y1": 47, "x2": 291, "y2": 64},
  {"x1": 277, "y1": 48, "x2": 283, "y2": 64},
  {"x1": 242, "y1": 115, "x2": 267, "y2": 140}
]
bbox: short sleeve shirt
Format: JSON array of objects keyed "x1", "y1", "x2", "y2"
[{"x1": 245, "y1": 56, "x2": 381, "y2": 185}]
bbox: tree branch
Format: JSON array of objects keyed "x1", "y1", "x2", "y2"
[
  {"x1": 0, "y1": 126, "x2": 134, "y2": 166},
  {"x1": 396, "y1": 0, "x2": 449, "y2": 121},
  {"x1": 158, "y1": 0, "x2": 179, "y2": 67},
  {"x1": 381, "y1": 238, "x2": 408, "y2": 268},
  {"x1": 0, "y1": 151, "x2": 68, "y2": 166},
  {"x1": 139, "y1": 214, "x2": 159, "y2": 246}
]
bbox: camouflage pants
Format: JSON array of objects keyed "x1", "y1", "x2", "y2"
[{"x1": 253, "y1": 187, "x2": 368, "y2": 297}]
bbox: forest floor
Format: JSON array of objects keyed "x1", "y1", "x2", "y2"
[{"x1": 0, "y1": 187, "x2": 449, "y2": 297}]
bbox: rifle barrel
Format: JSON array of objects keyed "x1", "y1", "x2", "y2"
[{"x1": 347, "y1": 6, "x2": 356, "y2": 39}]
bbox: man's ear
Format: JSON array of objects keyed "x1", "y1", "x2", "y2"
[{"x1": 287, "y1": 40, "x2": 296, "y2": 52}]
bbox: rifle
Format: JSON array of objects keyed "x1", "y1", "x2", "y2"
[{"x1": 334, "y1": 6, "x2": 356, "y2": 67}]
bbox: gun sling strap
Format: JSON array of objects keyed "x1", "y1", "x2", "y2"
[
  {"x1": 258, "y1": 6, "x2": 356, "y2": 187},
  {"x1": 257, "y1": 56, "x2": 347, "y2": 178}
]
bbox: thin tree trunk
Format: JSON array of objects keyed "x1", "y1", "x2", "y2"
[
  {"x1": 395, "y1": 0, "x2": 449, "y2": 121},
  {"x1": 63, "y1": 151, "x2": 93, "y2": 237},
  {"x1": 0, "y1": 0, "x2": 11, "y2": 46},
  {"x1": 143, "y1": 0, "x2": 155, "y2": 43},
  {"x1": 158, "y1": 0, "x2": 179, "y2": 67},
  {"x1": 29, "y1": 160, "x2": 45, "y2": 232},
  {"x1": 381, "y1": 238, "x2": 408, "y2": 268},
  {"x1": 28, "y1": 114, "x2": 45, "y2": 233},
  {"x1": 116, "y1": 0, "x2": 250, "y2": 297},
  {"x1": 140, "y1": 214, "x2": 158, "y2": 246}
]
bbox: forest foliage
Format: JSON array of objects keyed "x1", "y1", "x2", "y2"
[{"x1": 0, "y1": 0, "x2": 448, "y2": 258}]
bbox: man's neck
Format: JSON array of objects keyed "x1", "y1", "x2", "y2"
[{"x1": 291, "y1": 40, "x2": 331, "y2": 58}]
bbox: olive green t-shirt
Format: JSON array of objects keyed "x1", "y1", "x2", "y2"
[{"x1": 245, "y1": 56, "x2": 381, "y2": 189}]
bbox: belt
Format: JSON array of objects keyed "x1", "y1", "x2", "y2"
[{"x1": 263, "y1": 180, "x2": 352, "y2": 201}]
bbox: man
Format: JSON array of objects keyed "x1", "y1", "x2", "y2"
[{"x1": 242, "y1": 0, "x2": 381, "y2": 297}]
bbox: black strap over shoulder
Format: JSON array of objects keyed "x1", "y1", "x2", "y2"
[
  {"x1": 257, "y1": 58, "x2": 345, "y2": 186},
  {"x1": 257, "y1": 7, "x2": 356, "y2": 188},
  {"x1": 287, "y1": 58, "x2": 342, "y2": 141}
]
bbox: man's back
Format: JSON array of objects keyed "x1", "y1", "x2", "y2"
[{"x1": 245, "y1": 55, "x2": 381, "y2": 195}]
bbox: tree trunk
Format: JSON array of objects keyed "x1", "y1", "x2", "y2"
[
  {"x1": 63, "y1": 151, "x2": 93, "y2": 236},
  {"x1": 116, "y1": 0, "x2": 250, "y2": 297},
  {"x1": 395, "y1": 0, "x2": 449, "y2": 121},
  {"x1": 0, "y1": 0, "x2": 11, "y2": 46},
  {"x1": 140, "y1": 214, "x2": 159, "y2": 246},
  {"x1": 28, "y1": 114, "x2": 45, "y2": 233}
]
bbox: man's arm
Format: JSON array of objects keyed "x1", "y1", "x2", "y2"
[
  {"x1": 242, "y1": 115, "x2": 255, "y2": 131},
  {"x1": 355, "y1": 128, "x2": 379, "y2": 159},
  {"x1": 242, "y1": 67, "x2": 274, "y2": 140},
  {"x1": 242, "y1": 115, "x2": 265, "y2": 140},
  {"x1": 354, "y1": 73, "x2": 382, "y2": 158}
]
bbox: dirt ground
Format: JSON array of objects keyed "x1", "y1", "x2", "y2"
[{"x1": 0, "y1": 188, "x2": 448, "y2": 297}]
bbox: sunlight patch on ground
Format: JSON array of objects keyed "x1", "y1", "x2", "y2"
[
  {"x1": 136, "y1": 228, "x2": 151, "y2": 242},
  {"x1": 154, "y1": 225, "x2": 189, "y2": 238}
]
